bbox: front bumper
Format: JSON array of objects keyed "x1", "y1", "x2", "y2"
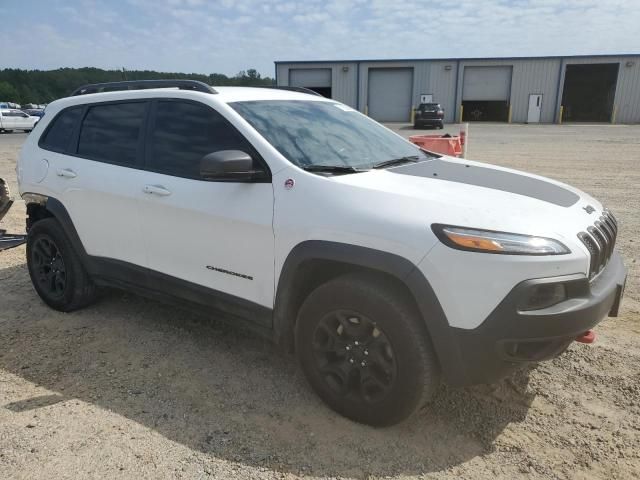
[{"x1": 446, "y1": 251, "x2": 627, "y2": 386}]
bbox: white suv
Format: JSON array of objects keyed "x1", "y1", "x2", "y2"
[{"x1": 17, "y1": 80, "x2": 626, "y2": 426}]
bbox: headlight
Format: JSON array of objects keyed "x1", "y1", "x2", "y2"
[{"x1": 432, "y1": 224, "x2": 570, "y2": 255}]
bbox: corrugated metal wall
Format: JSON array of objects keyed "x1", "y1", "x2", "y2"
[{"x1": 276, "y1": 56, "x2": 640, "y2": 124}]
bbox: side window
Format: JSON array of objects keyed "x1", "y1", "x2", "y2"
[
  {"x1": 40, "y1": 107, "x2": 82, "y2": 153},
  {"x1": 147, "y1": 100, "x2": 255, "y2": 179},
  {"x1": 78, "y1": 102, "x2": 147, "y2": 165}
]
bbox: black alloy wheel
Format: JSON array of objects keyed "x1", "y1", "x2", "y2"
[
  {"x1": 31, "y1": 235, "x2": 67, "y2": 299},
  {"x1": 312, "y1": 309, "x2": 397, "y2": 403}
]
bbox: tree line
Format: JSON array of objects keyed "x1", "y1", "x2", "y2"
[{"x1": 0, "y1": 67, "x2": 274, "y2": 105}]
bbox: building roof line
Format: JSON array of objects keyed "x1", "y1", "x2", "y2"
[{"x1": 274, "y1": 53, "x2": 640, "y2": 65}]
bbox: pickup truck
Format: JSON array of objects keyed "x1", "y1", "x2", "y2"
[{"x1": 0, "y1": 109, "x2": 39, "y2": 133}]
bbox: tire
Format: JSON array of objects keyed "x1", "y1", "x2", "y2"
[
  {"x1": 295, "y1": 273, "x2": 440, "y2": 426},
  {"x1": 26, "y1": 218, "x2": 96, "y2": 312}
]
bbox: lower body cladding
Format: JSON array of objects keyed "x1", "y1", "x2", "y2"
[{"x1": 443, "y1": 251, "x2": 626, "y2": 386}]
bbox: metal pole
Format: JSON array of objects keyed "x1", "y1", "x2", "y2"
[{"x1": 461, "y1": 123, "x2": 469, "y2": 158}]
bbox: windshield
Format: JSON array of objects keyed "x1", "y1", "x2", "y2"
[
  {"x1": 420, "y1": 103, "x2": 440, "y2": 110},
  {"x1": 230, "y1": 100, "x2": 431, "y2": 169}
]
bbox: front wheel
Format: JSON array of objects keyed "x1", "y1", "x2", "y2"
[{"x1": 295, "y1": 273, "x2": 440, "y2": 426}]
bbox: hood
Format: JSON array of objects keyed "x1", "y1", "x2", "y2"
[{"x1": 331, "y1": 157, "x2": 603, "y2": 243}]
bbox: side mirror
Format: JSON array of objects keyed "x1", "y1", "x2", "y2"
[{"x1": 200, "y1": 150, "x2": 268, "y2": 182}]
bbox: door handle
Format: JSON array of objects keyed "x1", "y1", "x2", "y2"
[
  {"x1": 56, "y1": 168, "x2": 77, "y2": 179},
  {"x1": 143, "y1": 184, "x2": 172, "y2": 196}
]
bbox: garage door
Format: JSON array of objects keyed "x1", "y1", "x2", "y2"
[
  {"x1": 367, "y1": 68, "x2": 413, "y2": 122},
  {"x1": 289, "y1": 69, "x2": 332, "y2": 88},
  {"x1": 462, "y1": 66, "x2": 512, "y2": 101}
]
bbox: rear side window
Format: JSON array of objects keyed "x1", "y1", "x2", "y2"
[
  {"x1": 40, "y1": 107, "x2": 82, "y2": 152},
  {"x1": 78, "y1": 102, "x2": 147, "y2": 165},
  {"x1": 147, "y1": 100, "x2": 254, "y2": 179}
]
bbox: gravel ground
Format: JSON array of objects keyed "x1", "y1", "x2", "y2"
[{"x1": 1, "y1": 124, "x2": 639, "y2": 479}]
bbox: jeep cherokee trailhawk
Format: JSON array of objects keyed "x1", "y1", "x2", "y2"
[{"x1": 17, "y1": 80, "x2": 627, "y2": 426}]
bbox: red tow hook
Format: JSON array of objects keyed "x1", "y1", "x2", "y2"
[{"x1": 575, "y1": 330, "x2": 596, "y2": 344}]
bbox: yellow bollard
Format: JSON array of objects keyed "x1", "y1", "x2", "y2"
[
  {"x1": 365, "y1": 105, "x2": 368, "y2": 116},
  {"x1": 611, "y1": 106, "x2": 617, "y2": 124},
  {"x1": 559, "y1": 105, "x2": 564, "y2": 124},
  {"x1": 459, "y1": 105, "x2": 464, "y2": 123},
  {"x1": 508, "y1": 105, "x2": 512, "y2": 123},
  {"x1": 410, "y1": 107, "x2": 415, "y2": 124}
]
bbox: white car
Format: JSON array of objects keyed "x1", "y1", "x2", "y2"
[
  {"x1": 0, "y1": 109, "x2": 39, "y2": 133},
  {"x1": 16, "y1": 80, "x2": 626, "y2": 426}
]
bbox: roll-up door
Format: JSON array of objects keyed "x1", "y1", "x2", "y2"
[
  {"x1": 462, "y1": 66, "x2": 512, "y2": 101},
  {"x1": 367, "y1": 68, "x2": 413, "y2": 122}
]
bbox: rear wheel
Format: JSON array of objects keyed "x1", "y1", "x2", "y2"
[
  {"x1": 27, "y1": 218, "x2": 96, "y2": 311},
  {"x1": 295, "y1": 273, "x2": 440, "y2": 426}
]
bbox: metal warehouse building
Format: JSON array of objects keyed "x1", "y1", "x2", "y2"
[{"x1": 275, "y1": 55, "x2": 640, "y2": 124}]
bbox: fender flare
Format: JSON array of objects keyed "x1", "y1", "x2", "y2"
[
  {"x1": 26, "y1": 194, "x2": 94, "y2": 271},
  {"x1": 273, "y1": 240, "x2": 466, "y2": 382}
]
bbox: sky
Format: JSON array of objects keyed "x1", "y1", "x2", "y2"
[{"x1": 0, "y1": 0, "x2": 639, "y2": 77}]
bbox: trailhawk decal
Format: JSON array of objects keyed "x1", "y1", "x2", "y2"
[{"x1": 392, "y1": 160, "x2": 580, "y2": 207}]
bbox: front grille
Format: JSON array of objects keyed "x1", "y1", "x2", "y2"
[{"x1": 578, "y1": 210, "x2": 618, "y2": 279}]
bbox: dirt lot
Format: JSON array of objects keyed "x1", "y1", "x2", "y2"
[{"x1": 1, "y1": 124, "x2": 639, "y2": 479}]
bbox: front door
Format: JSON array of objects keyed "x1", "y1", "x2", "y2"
[
  {"x1": 527, "y1": 94, "x2": 542, "y2": 123},
  {"x1": 138, "y1": 99, "x2": 275, "y2": 321}
]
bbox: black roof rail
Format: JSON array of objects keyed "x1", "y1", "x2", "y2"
[
  {"x1": 260, "y1": 86, "x2": 324, "y2": 97},
  {"x1": 70, "y1": 79, "x2": 217, "y2": 96}
]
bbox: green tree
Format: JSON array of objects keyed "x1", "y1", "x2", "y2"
[
  {"x1": 0, "y1": 67, "x2": 275, "y2": 104},
  {"x1": 0, "y1": 81, "x2": 19, "y2": 103}
]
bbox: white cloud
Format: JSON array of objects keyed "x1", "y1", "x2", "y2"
[{"x1": 2, "y1": 0, "x2": 639, "y2": 76}]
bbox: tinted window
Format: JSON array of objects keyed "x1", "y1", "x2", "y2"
[
  {"x1": 40, "y1": 107, "x2": 82, "y2": 152},
  {"x1": 78, "y1": 102, "x2": 147, "y2": 165},
  {"x1": 147, "y1": 100, "x2": 254, "y2": 179}
]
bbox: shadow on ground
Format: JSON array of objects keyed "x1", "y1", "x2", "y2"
[{"x1": 0, "y1": 262, "x2": 536, "y2": 477}]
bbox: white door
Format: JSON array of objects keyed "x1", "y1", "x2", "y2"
[
  {"x1": 0, "y1": 111, "x2": 16, "y2": 129},
  {"x1": 15, "y1": 111, "x2": 32, "y2": 130},
  {"x1": 50, "y1": 102, "x2": 149, "y2": 267},
  {"x1": 138, "y1": 99, "x2": 275, "y2": 310},
  {"x1": 527, "y1": 94, "x2": 542, "y2": 123}
]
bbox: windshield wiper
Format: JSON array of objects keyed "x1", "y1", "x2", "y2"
[
  {"x1": 372, "y1": 155, "x2": 420, "y2": 169},
  {"x1": 301, "y1": 165, "x2": 367, "y2": 174}
]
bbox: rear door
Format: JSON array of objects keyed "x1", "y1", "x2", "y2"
[
  {"x1": 42, "y1": 101, "x2": 149, "y2": 268},
  {"x1": 138, "y1": 99, "x2": 275, "y2": 321},
  {"x1": 1, "y1": 111, "x2": 16, "y2": 129}
]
